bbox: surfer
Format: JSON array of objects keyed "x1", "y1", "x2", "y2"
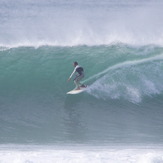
[{"x1": 67, "y1": 61, "x2": 86, "y2": 90}]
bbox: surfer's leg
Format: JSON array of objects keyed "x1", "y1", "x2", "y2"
[
  {"x1": 74, "y1": 80, "x2": 80, "y2": 89},
  {"x1": 75, "y1": 74, "x2": 84, "y2": 89},
  {"x1": 74, "y1": 75, "x2": 81, "y2": 89}
]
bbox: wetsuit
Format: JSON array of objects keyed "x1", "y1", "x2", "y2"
[{"x1": 69, "y1": 65, "x2": 84, "y2": 88}]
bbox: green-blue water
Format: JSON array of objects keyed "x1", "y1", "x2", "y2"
[{"x1": 0, "y1": 44, "x2": 163, "y2": 145}]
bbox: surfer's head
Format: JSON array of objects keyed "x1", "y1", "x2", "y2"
[{"x1": 73, "y1": 61, "x2": 78, "y2": 67}]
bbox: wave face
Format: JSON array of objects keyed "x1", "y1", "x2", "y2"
[
  {"x1": 0, "y1": 44, "x2": 163, "y2": 146},
  {"x1": 0, "y1": 0, "x2": 163, "y2": 46}
]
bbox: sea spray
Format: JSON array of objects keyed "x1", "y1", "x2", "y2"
[
  {"x1": 86, "y1": 54, "x2": 163, "y2": 103},
  {"x1": 0, "y1": 0, "x2": 163, "y2": 46}
]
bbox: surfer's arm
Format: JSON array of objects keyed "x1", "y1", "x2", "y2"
[{"x1": 68, "y1": 68, "x2": 76, "y2": 81}]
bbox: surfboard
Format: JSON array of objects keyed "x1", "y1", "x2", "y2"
[{"x1": 67, "y1": 86, "x2": 87, "y2": 95}]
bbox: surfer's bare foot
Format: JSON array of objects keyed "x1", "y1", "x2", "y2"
[
  {"x1": 81, "y1": 84, "x2": 86, "y2": 88},
  {"x1": 75, "y1": 87, "x2": 80, "y2": 90}
]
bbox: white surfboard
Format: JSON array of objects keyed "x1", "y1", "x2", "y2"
[{"x1": 67, "y1": 86, "x2": 87, "y2": 95}]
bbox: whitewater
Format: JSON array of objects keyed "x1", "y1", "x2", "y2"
[{"x1": 0, "y1": 0, "x2": 163, "y2": 163}]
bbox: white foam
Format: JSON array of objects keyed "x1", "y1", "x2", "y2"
[
  {"x1": 126, "y1": 86, "x2": 141, "y2": 103},
  {"x1": 86, "y1": 54, "x2": 163, "y2": 103},
  {"x1": 0, "y1": 145, "x2": 163, "y2": 163}
]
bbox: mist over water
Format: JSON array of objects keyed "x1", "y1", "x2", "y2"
[{"x1": 0, "y1": 0, "x2": 163, "y2": 46}]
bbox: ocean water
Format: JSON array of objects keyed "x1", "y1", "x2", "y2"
[{"x1": 0, "y1": 0, "x2": 163, "y2": 162}]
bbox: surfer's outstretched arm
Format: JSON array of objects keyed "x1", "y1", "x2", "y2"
[{"x1": 67, "y1": 67, "x2": 76, "y2": 81}]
